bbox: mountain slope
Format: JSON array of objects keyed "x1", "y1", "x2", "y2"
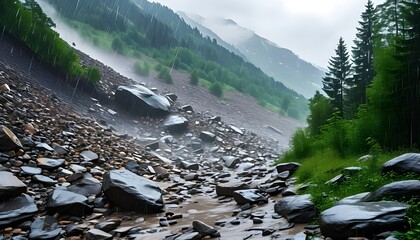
[{"x1": 181, "y1": 12, "x2": 324, "y2": 98}]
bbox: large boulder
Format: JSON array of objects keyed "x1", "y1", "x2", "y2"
[
  {"x1": 0, "y1": 171, "x2": 27, "y2": 200},
  {"x1": 0, "y1": 126, "x2": 22, "y2": 152},
  {"x1": 46, "y1": 189, "x2": 92, "y2": 217},
  {"x1": 163, "y1": 115, "x2": 188, "y2": 133},
  {"x1": 274, "y1": 194, "x2": 316, "y2": 223},
  {"x1": 381, "y1": 153, "x2": 420, "y2": 174},
  {"x1": 361, "y1": 180, "x2": 420, "y2": 202},
  {"x1": 320, "y1": 201, "x2": 409, "y2": 240},
  {"x1": 0, "y1": 194, "x2": 38, "y2": 227},
  {"x1": 103, "y1": 170, "x2": 164, "y2": 213},
  {"x1": 114, "y1": 85, "x2": 170, "y2": 117}
]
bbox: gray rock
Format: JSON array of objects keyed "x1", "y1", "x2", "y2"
[
  {"x1": 164, "y1": 115, "x2": 188, "y2": 133},
  {"x1": 199, "y1": 131, "x2": 216, "y2": 142},
  {"x1": 115, "y1": 85, "x2": 170, "y2": 117},
  {"x1": 36, "y1": 158, "x2": 65, "y2": 170},
  {"x1": 175, "y1": 232, "x2": 201, "y2": 240},
  {"x1": 233, "y1": 189, "x2": 268, "y2": 205},
  {"x1": 32, "y1": 175, "x2": 57, "y2": 186},
  {"x1": 46, "y1": 189, "x2": 92, "y2": 217},
  {"x1": 325, "y1": 174, "x2": 345, "y2": 184},
  {"x1": 274, "y1": 194, "x2": 316, "y2": 223},
  {"x1": 192, "y1": 220, "x2": 220, "y2": 238},
  {"x1": 277, "y1": 171, "x2": 290, "y2": 180},
  {"x1": 67, "y1": 173, "x2": 102, "y2": 197},
  {"x1": 230, "y1": 125, "x2": 243, "y2": 135},
  {"x1": 180, "y1": 161, "x2": 199, "y2": 171},
  {"x1": 94, "y1": 220, "x2": 120, "y2": 232},
  {"x1": 381, "y1": 153, "x2": 420, "y2": 174},
  {"x1": 320, "y1": 201, "x2": 409, "y2": 239},
  {"x1": 361, "y1": 180, "x2": 420, "y2": 202},
  {"x1": 80, "y1": 150, "x2": 99, "y2": 162},
  {"x1": 222, "y1": 156, "x2": 240, "y2": 168},
  {"x1": 103, "y1": 170, "x2": 164, "y2": 213},
  {"x1": 86, "y1": 229, "x2": 113, "y2": 240},
  {"x1": 180, "y1": 105, "x2": 193, "y2": 112},
  {"x1": 29, "y1": 216, "x2": 62, "y2": 240},
  {"x1": 66, "y1": 224, "x2": 85, "y2": 236},
  {"x1": 21, "y1": 166, "x2": 42, "y2": 176},
  {"x1": 216, "y1": 181, "x2": 249, "y2": 197},
  {"x1": 0, "y1": 194, "x2": 37, "y2": 227},
  {"x1": 35, "y1": 143, "x2": 53, "y2": 151},
  {"x1": 276, "y1": 162, "x2": 301, "y2": 175},
  {"x1": 342, "y1": 167, "x2": 363, "y2": 175},
  {"x1": 336, "y1": 192, "x2": 370, "y2": 205},
  {"x1": 0, "y1": 171, "x2": 27, "y2": 200}
]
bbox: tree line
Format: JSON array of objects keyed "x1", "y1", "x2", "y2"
[
  {"x1": 293, "y1": 0, "x2": 419, "y2": 158},
  {"x1": 0, "y1": 0, "x2": 101, "y2": 83}
]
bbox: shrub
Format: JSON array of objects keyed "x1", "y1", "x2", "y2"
[
  {"x1": 133, "y1": 61, "x2": 150, "y2": 76},
  {"x1": 158, "y1": 67, "x2": 173, "y2": 84},
  {"x1": 210, "y1": 81, "x2": 223, "y2": 97},
  {"x1": 85, "y1": 67, "x2": 101, "y2": 83},
  {"x1": 290, "y1": 128, "x2": 312, "y2": 159},
  {"x1": 190, "y1": 69, "x2": 199, "y2": 85}
]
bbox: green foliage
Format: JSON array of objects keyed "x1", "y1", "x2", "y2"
[
  {"x1": 190, "y1": 69, "x2": 199, "y2": 85},
  {"x1": 0, "y1": 0, "x2": 99, "y2": 83},
  {"x1": 210, "y1": 81, "x2": 223, "y2": 98},
  {"x1": 307, "y1": 91, "x2": 332, "y2": 136},
  {"x1": 133, "y1": 61, "x2": 151, "y2": 76},
  {"x1": 396, "y1": 198, "x2": 420, "y2": 240},
  {"x1": 158, "y1": 66, "x2": 173, "y2": 84},
  {"x1": 112, "y1": 37, "x2": 126, "y2": 55},
  {"x1": 290, "y1": 128, "x2": 313, "y2": 159}
]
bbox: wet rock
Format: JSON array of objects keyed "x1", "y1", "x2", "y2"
[
  {"x1": 32, "y1": 175, "x2": 57, "y2": 186},
  {"x1": 86, "y1": 229, "x2": 113, "y2": 240},
  {"x1": 358, "y1": 154, "x2": 374, "y2": 162},
  {"x1": 320, "y1": 201, "x2": 409, "y2": 240},
  {"x1": 361, "y1": 180, "x2": 420, "y2": 202},
  {"x1": 35, "y1": 143, "x2": 53, "y2": 152},
  {"x1": 192, "y1": 220, "x2": 220, "y2": 238},
  {"x1": 274, "y1": 194, "x2": 316, "y2": 223},
  {"x1": 275, "y1": 162, "x2": 301, "y2": 175},
  {"x1": 221, "y1": 156, "x2": 240, "y2": 168},
  {"x1": 94, "y1": 220, "x2": 121, "y2": 232},
  {"x1": 325, "y1": 174, "x2": 345, "y2": 184},
  {"x1": 230, "y1": 125, "x2": 243, "y2": 135},
  {"x1": 29, "y1": 216, "x2": 62, "y2": 240},
  {"x1": 103, "y1": 169, "x2": 164, "y2": 213},
  {"x1": 36, "y1": 158, "x2": 65, "y2": 170},
  {"x1": 233, "y1": 189, "x2": 268, "y2": 205},
  {"x1": 0, "y1": 171, "x2": 27, "y2": 200},
  {"x1": 67, "y1": 173, "x2": 102, "y2": 197},
  {"x1": 199, "y1": 131, "x2": 216, "y2": 142},
  {"x1": 21, "y1": 166, "x2": 42, "y2": 176},
  {"x1": 46, "y1": 189, "x2": 92, "y2": 217},
  {"x1": 277, "y1": 171, "x2": 290, "y2": 180},
  {"x1": 0, "y1": 194, "x2": 37, "y2": 227},
  {"x1": 66, "y1": 224, "x2": 85, "y2": 236},
  {"x1": 165, "y1": 93, "x2": 178, "y2": 103},
  {"x1": 342, "y1": 167, "x2": 363, "y2": 175},
  {"x1": 183, "y1": 173, "x2": 199, "y2": 181},
  {"x1": 180, "y1": 161, "x2": 199, "y2": 171},
  {"x1": 164, "y1": 115, "x2": 188, "y2": 133},
  {"x1": 115, "y1": 85, "x2": 170, "y2": 117},
  {"x1": 180, "y1": 105, "x2": 193, "y2": 112},
  {"x1": 0, "y1": 126, "x2": 23, "y2": 152},
  {"x1": 176, "y1": 232, "x2": 201, "y2": 240},
  {"x1": 216, "y1": 181, "x2": 249, "y2": 197},
  {"x1": 381, "y1": 153, "x2": 420, "y2": 174},
  {"x1": 336, "y1": 192, "x2": 370, "y2": 205},
  {"x1": 80, "y1": 150, "x2": 99, "y2": 162}
]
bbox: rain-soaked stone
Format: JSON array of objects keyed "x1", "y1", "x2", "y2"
[
  {"x1": 94, "y1": 220, "x2": 121, "y2": 232},
  {"x1": 381, "y1": 153, "x2": 420, "y2": 175},
  {"x1": 361, "y1": 180, "x2": 420, "y2": 202},
  {"x1": 274, "y1": 194, "x2": 316, "y2": 223},
  {"x1": 336, "y1": 192, "x2": 370, "y2": 205},
  {"x1": 32, "y1": 175, "x2": 57, "y2": 186},
  {"x1": 192, "y1": 220, "x2": 220, "y2": 238},
  {"x1": 233, "y1": 189, "x2": 268, "y2": 205},
  {"x1": 275, "y1": 162, "x2": 301, "y2": 175},
  {"x1": 103, "y1": 170, "x2": 164, "y2": 213},
  {"x1": 29, "y1": 216, "x2": 62, "y2": 240},
  {"x1": 35, "y1": 143, "x2": 53, "y2": 151},
  {"x1": 67, "y1": 173, "x2": 102, "y2": 197},
  {"x1": 180, "y1": 161, "x2": 199, "y2": 171},
  {"x1": 86, "y1": 228, "x2": 113, "y2": 240},
  {"x1": 277, "y1": 171, "x2": 290, "y2": 180},
  {"x1": 164, "y1": 115, "x2": 188, "y2": 133},
  {"x1": 115, "y1": 85, "x2": 170, "y2": 117},
  {"x1": 36, "y1": 158, "x2": 65, "y2": 170},
  {"x1": 21, "y1": 166, "x2": 42, "y2": 176},
  {"x1": 320, "y1": 201, "x2": 409, "y2": 240},
  {"x1": 221, "y1": 156, "x2": 240, "y2": 168},
  {"x1": 80, "y1": 150, "x2": 99, "y2": 162},
  {"x1": 0, "y1": 171, "x2": 27, "y2": 200},
  {"x1": 0, "y1": 194, "x2": 37, "y2": 227},
  {"x1": 46, "y1": 189, "x2": 92, "y2": 217},
  {"x1": 216, "y1": 181, "x2": 249, "y2": 197},
  {"x1": 176, "y1": 232, "x2": 201, "y2": 240},
  {"x1": 66, "y1": 224, "x2": 85, "y2": 236},
  {"x1": 199, "y1": 131, "x2": 216, "y2": 142}
]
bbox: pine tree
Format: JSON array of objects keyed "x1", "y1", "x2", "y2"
[
  {"x1": 322, "y1": 37, "x2": 352, "y2": 118},
  {"x1": 348, "y1": 0, "x2": 376, "y2": 118}
]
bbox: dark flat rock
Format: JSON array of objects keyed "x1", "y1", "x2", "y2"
[
  {"x1": 67, "y1": 173, "x2": 102, "y2": 197},
  {"x1": 275, "y1": 162, "x2": 301, "y2": 175},
  {"x1": 36, "y1": 158, "x2": 65, "y2": 170},
  {"x1": 33, "y1": 175, "x2": 57, "y2": 186},
  {"x1": 221, "y1": 156, "x2": 240, "y2": 168},
  {"x1": 86, "y1": 228, "x2": 113, "y2": 240},
  {"x1": 46, "y1": 189, "x2": 92, "y2": 217},
  {"x1": 29, "y1": 216, "x2": 62, "y2": 240},
  {"x1": 216, "y1": 181, "x2": 249, "y2": 197},
  {"x1": 21, "y1": 166, "x2": 42, "y2": 176},
  {"x1": 361, "y1": 180, "x2": 420, "y2": 202},
  {"x1": 164, "y1": 115, "x2": 188, "y2": 133},
  {"x1": 199, "y1": 131, "x2": 216, "y2": 142},
  {"x1": 192, "y1": 220, "x2": 220, "y2": 238},
  {"x1": 0, "y1": 171, "x2": 27, "y2": 200},
  {"x1": 274, "y1": 194, "x2": 316, "y2": 223},
  {"x1": 381, "y1": 153, "x2": 420, "y2": 174},
  {"x1": 0, "y1": 194, "x2": 37, "y2": 227},
  {"x1": 233, "y1": 189, "x2": 268, "y2": 205},
  {"x1": 103, "y1": 170, "x2": 164, "y2": 213},
  {"x1": 80, "y1": 150, "x2": 99, "y2": 162}
]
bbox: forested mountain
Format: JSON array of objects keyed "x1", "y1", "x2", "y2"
[
  {"x1": 45, "y1": 0, "x2": 308, "y2": 119},
  {"x1": 179, "y1": 12, "x2": 325, "y2": 98}
]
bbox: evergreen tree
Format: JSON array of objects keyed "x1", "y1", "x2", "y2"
[
  {"x1": 349, "y1": 0, "x2": 377, "y2": 117},
  {"x1": 307, "y1": 91, "x2": 332, "y2": 136},
  {"x1": 322, "y1": 37, "x2": 352, "y2": 118}
]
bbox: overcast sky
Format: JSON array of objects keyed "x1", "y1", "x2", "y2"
[{"x1": 152, "y1": 0, "x2": 384, "y2": 68}]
